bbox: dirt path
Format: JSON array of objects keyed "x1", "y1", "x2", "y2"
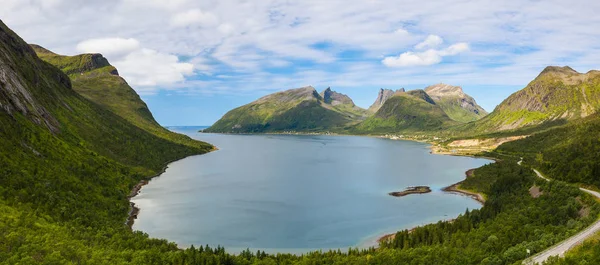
[{"x1": 523, "y1": 169, "x2": 600, "y2": 265}]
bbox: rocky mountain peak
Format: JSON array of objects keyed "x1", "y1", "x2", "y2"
[
  {"x1": 320, "y1": 87, "x2": 354, "y2": 106},
  {"x1": 424, "y1": 83, "x2": 465, "y2": 99},
  {"x1": 369, "y1": 88, "x2": 403, "y2": 112}
]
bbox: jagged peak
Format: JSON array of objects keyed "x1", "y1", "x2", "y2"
[{"x1": 320, "y1": 87, "x2": 354, "y2": 106}]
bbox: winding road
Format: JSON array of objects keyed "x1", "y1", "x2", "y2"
[{"x1": 522, "y1": 169, "x2": 600, "y2": 265}]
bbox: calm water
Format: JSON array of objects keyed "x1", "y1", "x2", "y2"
[{"x1": 132, "y1": 127, "x2": 490, "y2": 253}]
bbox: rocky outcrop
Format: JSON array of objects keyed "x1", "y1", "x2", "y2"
[
  {"x1": 30, "y1": 44, "x2": 115, "y2": 76},
  {"x1": 320, "y1": 87, "x2": 354, "y2": 106},
  {"x1": 424, "y1": 84, "x2": 487, "y2": 123},
  {"x1": 0, "y1": 23, "x2": 61, "y2": 133},
  {"x1": 368, "y1": 88, "x2": 405, "y2": 112}
]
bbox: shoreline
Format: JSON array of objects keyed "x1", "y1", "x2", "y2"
[
  {"x1": 377, "y1": 168, "x2": 487, "y2": 244},
  {"x1": 441, "y1": 169, "x2": 486, "y2": 205},
  {"x1": 132, "y1": 131, "x2": 491, "y2": 251},
  {"x1": 126, "y1": 146, "x2": 218, "y2": 229}
]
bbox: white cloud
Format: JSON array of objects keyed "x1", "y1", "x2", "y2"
[
  {"x1": 415, "y1": 34, "x2": 443, "y2": 49},
  {"x1": 2, "y1": 0, "x2": 600, "y2": 104},
  {"x1": 76, "y1": 38, "x2": 140, "y2": 60},
  {"x1": 440, "y1": 42, "x2": 470, "y2": 56},
  {"x1": 75, "y1": 38, "x2": 195, "y2": 92},
  {"x1": 382, "y1": 50, "x2": 443, "y2": 67},
  {"x1": 115, "y1": 49, "x2": 194, "y2": 89},
  {"x1": 382, "y1": 35, "x2": 470, "y2": 67},
  {"x1": 171, "y1": 9, "x2": 218, "y2": 27}
]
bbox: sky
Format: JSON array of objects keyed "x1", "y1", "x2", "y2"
[{"x1": 2, "y1": 0, "x2": 599, "y2": 126}]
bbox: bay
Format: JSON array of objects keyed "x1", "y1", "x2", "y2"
[{"x1": 132, "y1": 127, "x2": 490, "y2": 253}]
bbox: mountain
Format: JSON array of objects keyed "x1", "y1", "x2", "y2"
[
  {"x1": 368, "y1": 88, "x2": 405, "y2": 113},
  {"x1": 465, "y1": 66, "x2": 600, "y2": 133},
  {"x1": 30, "y1": 44, "x2": 205, "y2": 149},
  {"x1": 320, "y1": 87, "x2": 370, "y2": 119},
  {"x1": 0, "y1": 18, "x2": 214, "y2": 262},
  {"x1": 354, "y1": 89, "x2": 457, "y2": 133},
  {"x1": 424, "y1": 84, "x2": 488, "y2": 122},
  {"x1": 205, "y1": 86, "x2": 366, "y2": 133}
]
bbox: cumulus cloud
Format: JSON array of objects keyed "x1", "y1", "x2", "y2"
[
  {"x1": 3, "y1": 0, "x2": 600, "y2": 99},
  {"x1": 76, "y1": 38, "x2": 195, "y2": 92},
  {"x1": 382, "y1": 35, "x2": 469, "y2": 67},
  {"x1": 114, "y1": 49, "x2": 194, "y2": 89},
  {"x1": 171, "y1": 9, "x2": 218, "y2": 27},
  {"x1": 76, "y1": 38, "x2": 140, "y2": 60},
  {"x1": 415, "y1": 35, "x2": 443, "y2": 49}
]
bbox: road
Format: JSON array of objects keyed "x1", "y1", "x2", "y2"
[{"x1": 523, "y1": 169, "x2": 600, "y2": 265}]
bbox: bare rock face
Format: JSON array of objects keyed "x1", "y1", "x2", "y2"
[
  {"x1": 369, "y1": 88, "x2": 405, "y2": 112},
  {"x1": 425, "y1": 83, "x2": 467, "y2": 99},
  {"x1": 425, "y1": 83, "x2": 488, "y2": 122},
  {"x1": 0, "y1": 22, "x2": 60, "y2": 133},
  {"x1": 320, "y1": 87, "x2": 355, "y2": 106}
]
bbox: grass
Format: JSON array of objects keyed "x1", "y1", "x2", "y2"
[{"x1": 31, "y1": 45, "x2": 211, "y2": 151}]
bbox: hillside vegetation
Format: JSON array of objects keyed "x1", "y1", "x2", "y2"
[
  {"x1": 353, "y1": 90, "x2": 458, "y2": 133},
  {"x1": 494, "y1": 113, "x2": 600, "y2": 187},
  {"x1": 204, "y1": 86, "x2": 361, "y2": 133},
  {"x1": 30, "y1": 44, "x2": 208, "y2": 150},
  {"x1": 2, "y1": 18, "x2": 600, "y2": 265},
  {"x1": 459, "y1": 66, "x2": 600, "y2": 134}
]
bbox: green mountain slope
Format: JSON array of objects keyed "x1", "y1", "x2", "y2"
[
  {"x1": 0, "y1": 19, "x2": 213, "y2": 261},
  {"x1": 204, "y1": 86, "x2": 358, "y2": 133},
  {"x1": 494, "y1": 113, "x2": 600, "y2": 187},
  {"x1": 462, "y1": 66, "x2": 600, "y2": 133},
  {"x1": 353, "y1": 89, "x2": 457, "y2": 133},
  {"x1": 30, "y1": 44, "x2": 207, "y2": 149},
  {"x1": 424, "y1": 83, "x2": 488, "y2": 122}
]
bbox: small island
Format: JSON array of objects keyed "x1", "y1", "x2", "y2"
[{"x1": 389, "y1": 186, "x2": 432, "y2": 197}]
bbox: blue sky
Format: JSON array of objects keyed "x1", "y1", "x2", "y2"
[{"x1": 2, "y1": 0, "x2": 599, "y2": 126}]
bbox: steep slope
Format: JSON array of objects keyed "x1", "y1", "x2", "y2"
[
  {"x1": 464, "y1": 66, "x2": 600, "y2": 133},
  {"x1": 0, "y1": 18, "x2": 213, "y2": 228},
  {"x1": 0, "y1": 18, "x2": 215, "y2": 262},
  {"x1": 30, "y1": 44, "x2": 205, "y2": 149},
  {"x1": 368, "y1": 88, "x2": 405, "y2": 112},
  {"x1": 320, "y1": 87, "x2": 369, "y2": 119},
  {"x1": 354, "y1": 89, "x2": 457, "y2": 133},
  {"x1": 425, "y1": 84, "x2": 488, "y2": 122},
  {"x1": 205, "y1": 86, "x2": 356, "y2": 133}
]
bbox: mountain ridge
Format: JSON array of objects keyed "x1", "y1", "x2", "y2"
[
  {"x1": 31, "y1": 44, "x2": 207, "y2": 149},
  {"x1": 424, "y1": 83, "x2": 488, "y2": 123},
  {"x1": 461, "y1": 65, "x2": 600, "y2": 133},
  {"x1": 204, "y1": 86, "x2": 359, "y2": 133}
]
